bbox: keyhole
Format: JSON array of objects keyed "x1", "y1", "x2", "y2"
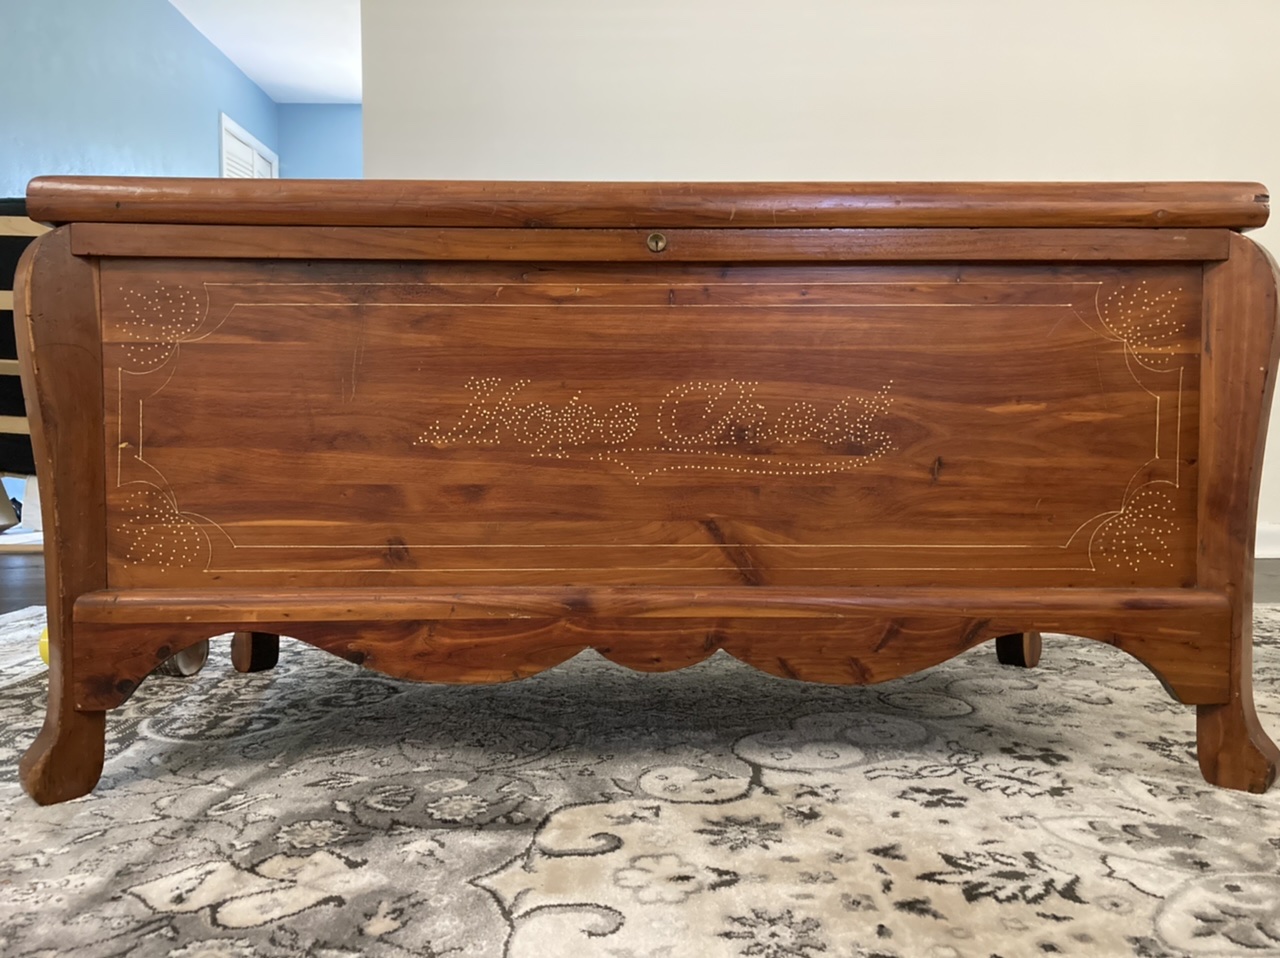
[{"x1": 647, "y1": 232, "x2": 668, "y2": 253}]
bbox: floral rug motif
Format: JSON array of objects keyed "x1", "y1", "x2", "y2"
[{"x1": 1, "y1": 606, "x2": 1279, "y2": 957}]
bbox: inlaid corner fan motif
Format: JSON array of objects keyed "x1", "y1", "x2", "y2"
[{"x1": 101, "y1": 266, "x2": 1196, "y2": 583}]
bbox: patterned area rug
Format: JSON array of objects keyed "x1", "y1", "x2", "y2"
[{"x1": 2, "y1": 608, "x2": 1279, "y2": 958}]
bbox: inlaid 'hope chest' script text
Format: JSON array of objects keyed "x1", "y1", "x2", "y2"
[
  {"x1": 99, "y1": 260, "x2": 1201, "y2": 588},
  {"x1": 415, "y1": 377, "x2": 897, "y2": 481}
]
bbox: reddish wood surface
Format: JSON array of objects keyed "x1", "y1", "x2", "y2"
[
  {"x1": 68, "y1": 224, "x2": 1231, "y2": 262},
  {"x1": 71, "y1": 587, "x2": 1232, "y2": 711},
  {"x1": 74, "y1": 585, "x2": 1230, "y2": 623},
  {"x1": 72, "y1": 592, "x2": 1230, "y2": 711},
  {"x1": 99, "y1": 259, "x2": 1202, "y2": 591},
  {"x1": 14, "y1": 178, "x2": 1279, "y2": 800},
  {"x1": 29, "y1": 177, "x2": 1269, "y2": 229},
  {"x1": 14, "y1": 228, "x2": 108, "y2": 805},
  {"x1": 1195, "y1": 234, "x2": 1280, "y2": 792}
]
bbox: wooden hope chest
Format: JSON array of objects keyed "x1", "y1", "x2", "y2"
[{"x1": 14, "y1": 178, "x2": 1280, "y2": 803}]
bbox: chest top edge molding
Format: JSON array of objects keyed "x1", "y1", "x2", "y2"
[{"x1": 25, "y1": 177, "x2": 1269, "y2": 232}]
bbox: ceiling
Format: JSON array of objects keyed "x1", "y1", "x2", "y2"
[{"x1": 169, "y1": 0, "x2": 361, "y2": 104}]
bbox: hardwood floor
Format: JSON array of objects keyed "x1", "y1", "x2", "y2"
[
  {"x1": 5, "y1": 555, "x2": 1280, "y2": 616},
  {"x1": 0, "y1": 553, "x2": 43, "y2": 613},
  {"x1": 1257, "y1": 560, "x2": 1280, "y2": 605}
]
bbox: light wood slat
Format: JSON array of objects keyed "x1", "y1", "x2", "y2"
[
  {"x1": 0, "y1": 290, "x2": 12, "y2": 311},
  {"x1": 0, "y1": 359, "x2": 21, "y2": 375},
  {"x1": 0, "y1": 216, "x2": 47, "y2": 237},
  {"x1": 0, "y1": 415, "x2": 30, "y2": 435}
]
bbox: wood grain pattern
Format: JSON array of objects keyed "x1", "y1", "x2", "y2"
[
  {"x1": 68, "y1": 224, "x2": 1232, "y2": 262},
  {"x1": 13, "y1": 228, "x2": 108, "y2": 805},
  {"x1": 1195, "y1": 233, "x2": 1280, "y2": 792},
  {"x1": 29, "y1": 178, "x2": 1269, "y2": 229},
  {"x1": 74, "y1": 585, "x2": 1231, "y2": 623},
  {"x1": 71, "y1": 588, "x2": 1231, "y2": 711},
  {"x1": 16, "y1": 178, "x2": 1280, "y2": 799},
  {"x1": 99, "y1": 259, "x2": 1201, "y2": 591}
]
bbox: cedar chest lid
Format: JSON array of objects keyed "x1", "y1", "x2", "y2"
[{"x1": 25, "y1": 177, "x2": 1269, "y2": 231}]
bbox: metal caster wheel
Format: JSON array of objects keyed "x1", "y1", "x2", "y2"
[{"x1": 156, "y1": 639, "x2": 210, "y2": 677}]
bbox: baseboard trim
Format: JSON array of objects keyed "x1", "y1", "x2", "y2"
[{"x1": 1258, "y1": 523, "x2": 1280, "y2": 559}]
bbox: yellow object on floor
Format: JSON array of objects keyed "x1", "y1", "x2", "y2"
[{"x1": 39, "y1": 626, "x2": 48, "y2": 665}]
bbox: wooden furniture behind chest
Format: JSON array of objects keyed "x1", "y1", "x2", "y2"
[
  {"x1": 14, "y1": 178, "x2": 1280, "y2": 803},
  {"x1": 1, "y1": 201, "x2": 44, "y2": 477}
]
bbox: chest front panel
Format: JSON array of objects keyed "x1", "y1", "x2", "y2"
[{"x1": 100, "y1": 258, "x2": 1201, "y2": 589}]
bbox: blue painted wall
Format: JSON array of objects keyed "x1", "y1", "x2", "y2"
[
  {"x1": 0, "y1": 0, "x2": 279, "y2": 197},
  {"x1": 279, "y1": 105, "x2": 364, "y2": 179}
]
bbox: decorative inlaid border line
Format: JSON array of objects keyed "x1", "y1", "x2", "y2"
[{"x1": 108, "y1": 277, "x2": 1190, "y2": 575}]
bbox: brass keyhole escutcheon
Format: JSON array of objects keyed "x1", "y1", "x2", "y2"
[{"x1": 646, "y1": 232, "x2": 668, "y2": 253}]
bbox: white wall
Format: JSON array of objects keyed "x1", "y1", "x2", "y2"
[{"x1": 362, "y1": 0, "x2": 1280, "y2": 545}]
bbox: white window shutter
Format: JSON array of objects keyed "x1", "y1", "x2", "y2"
[
  {"x1": 252, "y1": 150, "x2": 275, "y2": 179},
  {"x1": 221, "y1": 114, "x2": 278, "y2": 179},
  {"x1": 223, "y1": 131, "x2": 256, "y2": 178}
]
